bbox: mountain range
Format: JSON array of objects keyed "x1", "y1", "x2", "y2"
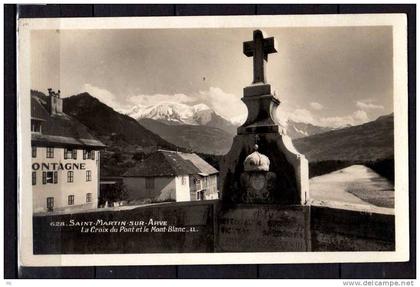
[
  {"x1": 123, "y1": 102, "x2": 335, "y2": 139},
  {"x1": 124, "y1": 100, "x2": 393, "y2": 162},
  {"x1": 31, "y1": 90, "x2": 394, "y2": 176},
  {"x1": 286, "y1": 121, "x2": 334, "y2": 139},
  {"x1": 138, "y1": 118, "x2": 233, "y2": 155},
  {"x1": 293, "y1": 114, "x2": 394, "y2": 162},
  {"x1": 123, "y1": 102, "x2": 237, "y2": 134},
  {"x1": 122, "y1": 101, "x2": 337, "y2": 154}
]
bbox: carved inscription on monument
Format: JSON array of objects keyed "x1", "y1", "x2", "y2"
[{"x1": 216, "y1": 205, "x2": 310, "y2": 252}]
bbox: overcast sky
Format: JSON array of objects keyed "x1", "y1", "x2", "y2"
[{"x1": 31, "y1": 26, "x2": 393, "y2": 127}]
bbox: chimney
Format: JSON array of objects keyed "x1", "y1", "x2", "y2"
[{"x1": 46, "y1": 88, "x2": 63, "y2": 114}]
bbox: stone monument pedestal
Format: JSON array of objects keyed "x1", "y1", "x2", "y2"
[
  {"x1": 220, "y1": 131, "x2": 309, "y2": 205},
  {"x1": 220, "y1": 78, "x2": 308, "y2": 205},
  {"x1": 216, "y1": 204, "x2": 311, "y2": 252},
  {"x1": 219, "y1": 29, "x2": 310, "y2": 254},
  {"x1": 220, "y1": 29, "x2": 309, "y2": 205}
]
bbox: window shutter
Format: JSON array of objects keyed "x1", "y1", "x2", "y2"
[
  {"x1": 72, "y1": 149, "x2": 77, "y2": 159},
  {"x1": 53, "y1": 171, "x2": 58, "y2": 184},
  {"x1": 42, "y1": 172, "x2": 46, "y2": 184}
]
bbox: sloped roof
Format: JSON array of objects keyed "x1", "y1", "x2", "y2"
[
  {"x1": 177, "y1": 152, "x2": 218, "y2": 176},
  {"x1": 31, "y1": 95, "x2": 105, "y2": 148},
  {"x1": 31, "y1": 96, "x2": 49, "y2": 120},
  {"x1": 124, "y1": 150, "x2": 218, "y2": 177}
]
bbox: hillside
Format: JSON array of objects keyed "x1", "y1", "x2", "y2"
[
  {"x1": 139, "y1": 118, "x2": 233, "y2": 155},
  {"x1": 286, "y1": 120, "x2": 334, "y2": 139},
  {"x1": 62, "y1": 93, "x2": 177, "y2": 151},
  {"x1": 137, "y1": 111, "x2": 394, "y2": 162},
  {"x1": 293, "y1": 114, "x2": 394, "y2": 162}
]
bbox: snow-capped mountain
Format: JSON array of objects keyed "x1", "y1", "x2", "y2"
[
  {"x1": 123, "y1": 102, "x2": 214, "y2": 125},
  {"x1": 123, "y1": 102, "x2": 237, "y2": 134},
  {"x1": 122, "y1": 101, "x2": 335, "y2": 140}
]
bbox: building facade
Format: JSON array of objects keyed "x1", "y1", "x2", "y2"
[
  {"x1": 31, "y1": 89, "x2": 105, "y2": 214},
  {"x1": 122, "y1": 150, "x2": 219, "y2": 203},
  {"x1": 189, "y1": 174, "x2": 218, "y2": 201}
]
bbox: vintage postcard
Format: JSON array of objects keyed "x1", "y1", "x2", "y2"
[{"x1": 17, "y1": 14, "x2": 409, "y2": 266}]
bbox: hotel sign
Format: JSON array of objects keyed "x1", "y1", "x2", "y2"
[{"x1": 32, "y1": 162, "x2": 86, "y2": 171}]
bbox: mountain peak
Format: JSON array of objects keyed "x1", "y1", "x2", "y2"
[
  {"x1": 192, "y1": 103, "x2": 210, "y2": 112},
  {"x1": 126, "y1": 102, "x2": 214, "y2": 125}
]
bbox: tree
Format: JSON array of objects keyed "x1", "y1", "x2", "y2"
[{"x1": 132, "y1": 152, "x2": 145, "y2": 162}]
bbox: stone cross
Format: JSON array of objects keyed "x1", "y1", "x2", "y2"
[{"x1": 243, "y1": 30, "x2": 277, "y2": 84}]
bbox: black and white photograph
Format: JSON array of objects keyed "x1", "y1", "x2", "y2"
[{"x1": 17, "y1": 14, "x2": 409, "y2": 266}]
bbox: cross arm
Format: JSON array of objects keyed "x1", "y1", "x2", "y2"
[
  {"x1": 243, "y1": 40, "x2": 254, "y2": 57},
  {"x1": 243, "y1": 37, "x2": 277, "y2": 57},
  {"x1": 263, "y1": 37, "x2": 277, "y2": 54}
]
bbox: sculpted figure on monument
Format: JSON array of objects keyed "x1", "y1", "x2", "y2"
[{"x1": 240, "y1": 144, "x2": 278, "y2": 203}]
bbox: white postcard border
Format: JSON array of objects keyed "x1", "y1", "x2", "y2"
[{"x1": 18, "y1": 14, "x2": 409, "y2": 266}]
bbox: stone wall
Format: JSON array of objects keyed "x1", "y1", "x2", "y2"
[
  {"x1": 33, "y1": 200, "x2": 394, "y2": 254},
  {"x1": 310, "y1": 206, "x2": 395, "y2": 251},
  {"x1": 33, "y1": 201, "x2": 216, "y2": 254}
]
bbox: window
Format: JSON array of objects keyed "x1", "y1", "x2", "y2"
[
  {"x1": 145, "y1": 178, "x2": 154, "y2": 189},
  {"x1": 181, "y1": 176, "x2": 187, "y2": 185},
  {"x1": 83, "y1": 150, "x2": 95, "y2": 160},
  {"x1": 86, "y1": 170, "x2": 92, "y2": 182},
  {"x1": 31, "y1": 120, "x2": 42, "y2": 133},
  {"x1": 43, "y1": 171, "x2": 58, "y2": 184},
  {"x1": 46, "y1": 197, "x2": 54, "y2": 211},
  {"x1": 68, "y1": 195, "x2": 74, "y2": 205},
  {"x1": 67, "y1": 171, "x2": 74, "y2": 183},
  {"x1": 64, "y1": 148, "x2": 73, "y2": 159},
  {"x1": 64, "y1": 148, "x2": 77, "y2": 159},
  {"x1": 46, "y1": 147, "x2": 54, "y2": 158},
  {"x1": 86, "y1": 193, "x2": 92, "y2": 203},
  {"x1": 32, "y1": 146, "x2": 37, "y2": 158},
  {"x1": 32, "y1": 172, "x2": 36, "y2": 185}
]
